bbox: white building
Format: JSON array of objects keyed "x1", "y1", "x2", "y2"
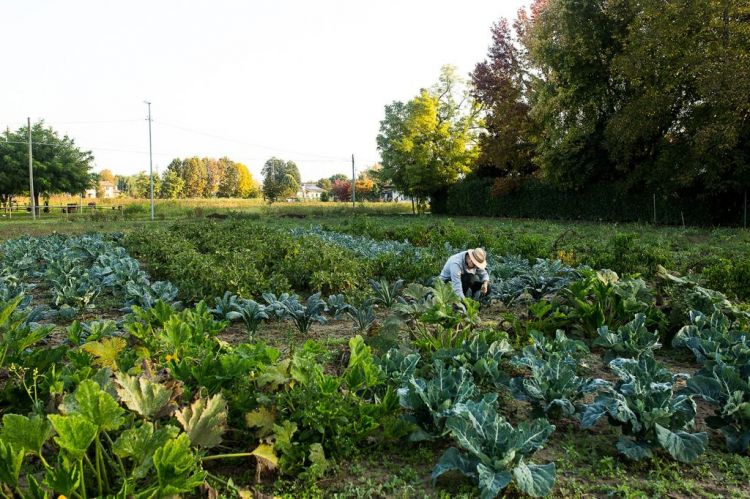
[
  {"x1": 297, "y1": 183, "x2": 325, "y2": 201},
  {"x1": 379, "y1": 185, "x2": 408, "y2": 202},
  {"x1": 85, "y1": 180, "x2": 120, "y2": 199}
]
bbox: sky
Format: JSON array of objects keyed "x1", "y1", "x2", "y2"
[{"x1": 2, "y1": 0, "x2": 528, "y2": 182}]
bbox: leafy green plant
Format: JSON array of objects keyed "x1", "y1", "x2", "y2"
[
  {"x1": 209, "y1": 291, "x2": 243, "y2": 320},
  {"x1": 346, "y1": 299, "x2": 378, "y2": 334},
  {"x1": 227, "y1": 299, "x2": 269, "y2": 337},
  {"x1": 369, "y1": 278, "x2": 404, "y2": 308},
  {"x1": 672, "y1": 308, "x2": 750, "y2": 376},
  {"x1": 564, "y1": 270, "x2": 664, "y2": 338},
  {"x1": 435, "y1": 333, "x2": 513, "y2": 388},
  {"x1": 594, "y1": 313, "x2": 662, "y2": 362},
  {"x1": 326, "y1": 293, "x2": 352, "y2": 318},
  {"x1": 397, "y1": 361, "x2": 478, "y2": 441},
  {"x1": 272, "y1": 292, "x2": 329, "y2": 335},
  {"x1": 432, "y1": 396, "x2": 556, "y2": 498},
  {"x1": 0, "y1": 295, "x2": 54, "y2": 368},
  {"x1": 510, "y1": 352, "x2": 608, "y2": 419},
  {"x1": 682, "y1": 362, "x2": 750, "y2": 453},
  {"x1": 582, "y1": 355, "x2": 706, "y2": 463}
]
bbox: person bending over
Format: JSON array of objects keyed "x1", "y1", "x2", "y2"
[{"x1": 439, "y1": 248, "x2": 490, "y2": 301}]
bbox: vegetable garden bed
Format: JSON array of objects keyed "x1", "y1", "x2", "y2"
[{"x1": 1, "y1": 222, "x2": 749, "y2": 498}]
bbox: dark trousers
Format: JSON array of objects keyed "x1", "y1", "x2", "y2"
[{"x1": 443, "y1": 274, "x2": 488, "y2": 297}]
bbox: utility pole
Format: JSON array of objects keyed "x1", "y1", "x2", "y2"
[
  {"x1": 351, "y1": 154, "x2": 356, "y2": 207},
  {"x1": 145, "y1": 101, "x2": 155, "y2": 221},
  {"x1": 28, "y1": 117, "x2": 35, "y2": 220}
]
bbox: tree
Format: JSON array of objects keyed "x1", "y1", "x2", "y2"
[
  {"x1": 331, "y1": 179, "x2": 351, "y2": 201},
  {"x1": 99, "y1": 169, "x2": 115, "y2": 183},
  {"x1": 261, "y1": 157, "x2": 301, "y2": 203},
  {"x1": 377, "y1": 66, "x2": 480, "y2": 210},
  {"x1": 471, "y1": 18, "x2": 538, "y2": 177},
  {"x1": 236, "y1": 163, "x2": 260, "y2": 198},
  {"x1": 316, "y1": 178, "x2": 333, "y2": 191},
  {"x1": 126, "y1": 171, "x2": 160, "y2": 198},
  {"x1": 160, "y1": 168, "x2": 185, "y2": 199},
  {"x1": 0, "y1": 121, "x2": 93, "y2": 209},
  {"x1": 182, "y1": 157, "x2": 208, "y2": 198},
  {"x1": 204, "y1": 157, "x2": 224, "y2": 197}
]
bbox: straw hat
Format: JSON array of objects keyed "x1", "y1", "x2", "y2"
[{"x1": 468, "y1": 248, "x2": 487, "y2": 270}]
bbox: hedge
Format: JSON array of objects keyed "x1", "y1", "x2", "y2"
[{"x1": 439, "y1": 177, "x2": 747, "y2": 227}]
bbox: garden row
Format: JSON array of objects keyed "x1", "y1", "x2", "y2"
[{"x1": 1, "y1": 230, "x2": 749, "y2": 497}]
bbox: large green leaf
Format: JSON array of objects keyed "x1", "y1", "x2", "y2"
[
  {"x1": 616, "y1": 436, "x2": 653, "y2": 461},
  {"x1": 512, "y1": 461, "x2": 556, "y2": 497},
  {"x1": 175, "y1": 393, "x2": 227, "y2": 449},
  {"x1": 152, "y1": 434, "x2": 206, "y2": 495},
  {"x1": 431, "y1": 447, "x2": 479, "y2": 482},
  {"x1": 113, "y1": 422, "x2": 180, "y2": 479},
  {"x1": 73, "y1": 379, "x2": 126, "y2": 431},
  {"x1": 48, "y1": 414, "x2": 97, "y2": 460},
  {"x1": 115, "y1": 372, "x2": 176, "y2": 419},
  {"x1": 477, "y1": 462, "x2": 512, "y2": 499},
  {"x1": 0, "y1": 413, "x2": 53, "y2": 456},
  {"x1": 655, "y1": 424, "x2": 707, "y2": 463},
  {"x1": 510, "y1": 418, "x2": 555, "y2": 454},
  {"x1": 43, "y1": 455, "x2": 81, "y2": 496},
  {"x1": 0, "y1": 439, "x2": 24, "y2": 487}
]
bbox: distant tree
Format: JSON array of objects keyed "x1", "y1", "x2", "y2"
[
  {"x1": 182, "y1": 157, "x2": 208, "y2": 198},
  {"x1": 261, "y1": 157, "x2": 300, "y2": 203},
  {"x1": 127, "y1": 171, "x2": 160, "y2": 198},
  {"x1": 471, "y1": 18, "x2": 537, "y2": 177},
  {"x1": 329, "y1": 173, "x2": 348, "y2": 183},
  {"x1": 316, "y1": 178, "x2": 333, "y2": 191},
  {"x1": 236, "y1": 163, "x2": 260, "y2": 198},
  {"x1": 331, "y1": 179, "x2": 351, "y2": 202},
  {"x1": 160, "y1": 168, "x2": 185, "y2": 199},
  {"x1": 0, "y1": 121, "x2": 93, "y2": 209},
  {"x1": 99, "y1": 169, "x2": 115, "y2": 183},
  {"x1": 377, "y1": 66, "x2": 480, "y2": 210},
  {"x1": 204, "y1": 157, "x2": 224, "y2": 197}
]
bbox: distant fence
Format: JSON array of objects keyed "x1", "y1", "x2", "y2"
[{"x1": 438, "y1": 178, "x2": 748, "y2": 227}]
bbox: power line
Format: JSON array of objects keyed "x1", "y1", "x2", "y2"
[{"x1": 156, "y1": 121, "x2": 351, "y2": 161}]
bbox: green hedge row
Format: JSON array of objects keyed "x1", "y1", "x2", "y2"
[{"x1": 439, "y1": 178, "x2": 747, "y2": 227}]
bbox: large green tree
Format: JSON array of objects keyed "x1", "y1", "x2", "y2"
[
  {"x1": 377, "y1": 66, "x2": 480, "y2": 209},
  {"x1": 0, "y1": 121, "x2": 93, "y2": 209},
  {"x1": 261, "y1": 157, "x2": 300, "y2": 203}
]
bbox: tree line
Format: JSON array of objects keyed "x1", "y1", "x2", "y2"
[{"x1": 377, "y1": 0, "x2": 750, "y2": 211}]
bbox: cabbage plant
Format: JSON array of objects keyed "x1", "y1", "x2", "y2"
[
  {"x1": 433, "y1": 396, "x2": 556, "y2": 498},
  {"x1": 582, "y1": 355, "x2": 706, "y2": 462}
]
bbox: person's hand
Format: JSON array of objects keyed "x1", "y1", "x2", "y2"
[{"x1": 481, "y1": 282, "x2": 489, "y2": 295}]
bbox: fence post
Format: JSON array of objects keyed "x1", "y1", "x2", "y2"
[{"x1": 653, "y1": 194, "x2": 656, "y2": 224}]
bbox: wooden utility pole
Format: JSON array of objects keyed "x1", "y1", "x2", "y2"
[
  {"x1": 351, "y1": 154, "x2": 356, "y2": 207},
  {"x1": 28, "y1": 117, "x2": 35, "y2": 220}
]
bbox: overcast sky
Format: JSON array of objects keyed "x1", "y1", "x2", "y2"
[{"x1": 2, "y1": 0, "x2": 528, "y2": 181}]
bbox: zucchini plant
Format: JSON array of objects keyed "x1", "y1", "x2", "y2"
[{"x1": 582, "y1": 355, "x2": 707, "y2": 463}]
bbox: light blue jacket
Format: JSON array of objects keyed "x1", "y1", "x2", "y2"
[{"x1": 439, "y1": 251, "x2": 490, "y2": 299}]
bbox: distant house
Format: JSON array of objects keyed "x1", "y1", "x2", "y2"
[
  {"x1": 85, "y1": 180, "x2": 120, "y2": 199},
  {"x1": 297, "y1": 183, "x2": 325, "y2": 201},
  {"x1": 380, "y1": 185, "x2": 407, "y2": 202}
]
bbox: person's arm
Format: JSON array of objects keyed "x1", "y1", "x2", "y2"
[
  {"x1": 449, "y1": 262, "x2": 465, "y2": 300},
  {"x1": 477, "y1": 267, "x2": 490, "y2": 294}
]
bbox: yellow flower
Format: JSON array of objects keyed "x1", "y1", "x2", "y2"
[{"x1": 165, "y1": 353, "x2": 179, "y2": 363}]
